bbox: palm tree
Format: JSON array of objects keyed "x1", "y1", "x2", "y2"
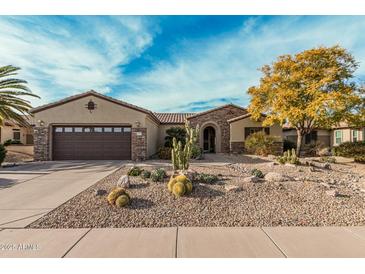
[{"x1": 0, "y1": 65, "x2": 40, "y2": 127}]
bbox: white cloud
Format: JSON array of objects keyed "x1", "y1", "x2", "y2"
[
  {"x1": 0, "y1": 16, "x2": 157, "y2": 106},
  {"x1": 120, "y1": 16, "x2": 365, "y2": 112}
]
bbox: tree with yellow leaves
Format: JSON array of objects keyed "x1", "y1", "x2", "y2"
[{"x1": 248, "y1": 45, "x2": 365, "y2": 156}]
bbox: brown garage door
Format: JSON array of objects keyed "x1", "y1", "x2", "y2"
[{"x1": 52, "y1": 126, "x2": 131, "y2": 160}]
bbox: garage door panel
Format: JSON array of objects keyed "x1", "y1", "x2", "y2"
[{"x1": 52, "y1": 126, "x2": 131, "y2": 160}]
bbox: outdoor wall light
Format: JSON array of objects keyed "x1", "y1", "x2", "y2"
[{"x1": 37, "y1": 120, "x2": 45, "y2": 126}]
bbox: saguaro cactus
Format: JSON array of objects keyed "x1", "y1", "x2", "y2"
[{"x1": 171, "y1": 121, "x2": 199, "y2": 170}]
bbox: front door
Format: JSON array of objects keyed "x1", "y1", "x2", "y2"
[{"x1": 203, "y1": 126, "x2": 216, "y2": 153}]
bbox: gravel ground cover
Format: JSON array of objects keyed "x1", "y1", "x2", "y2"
[{"x1": 29, "y1": 158, "x2": 365, "y2": 228}]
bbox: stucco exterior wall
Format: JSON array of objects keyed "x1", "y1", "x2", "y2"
[
  {"x1": 145, "y1": 116, "x2": 160, "y2": 157},
  {"x1": 0, "y1": 125, "x2": 32, "y2": 145},
  {"x1": 331, "y1": 127, "x2": 365, "y2": 146},
  {"x1": 230, "y1": 117, "x2": 283, "y2": 142},
  {"x1": 33, "y1": 95, "x2": 147, "y2": 127}
]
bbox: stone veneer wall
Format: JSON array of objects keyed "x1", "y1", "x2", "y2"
[
  {"x1": 131, "y1": 127, "x2": 147, "y2": 161},
  {"x1": 188, "y1": 105, "x2": 248, "y2": 153},
  {"x1": 33, "y1": 126, "x2": 50, "y2": 161}
]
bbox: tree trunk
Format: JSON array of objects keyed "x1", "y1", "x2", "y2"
[{"x1": 296, "y1": 130, "x2": 303, "y2": 157}]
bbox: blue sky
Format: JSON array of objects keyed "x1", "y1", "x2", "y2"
[{"x1": 1, "y1": 16, "x2": 365, "y2": 112}]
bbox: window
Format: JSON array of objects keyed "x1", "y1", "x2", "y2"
[
  {"x1": 84, "y1": 127, "x2": 91, "y2": 132},
  {"x1": 353, "y1": 130, "x2": 358, "y2": 142},
  {"x1": 244, "y1": 127, "x2": 270, "y2": 139},
  {"x1": 94, "y1": 127, "x2": 102, "y2": 133},
  {"x1": 335, "y1": 130, "x2": 343, "y2": 144},
  {"x1": 74, "y1": 127, "x2": 83, "y2": 133},
  {"x1": 13, "y1": 129, "x2": 20, "y2": 141},
  {"x1": 64, "y1": 127, "x2": 73, "y2": 133},
  {"x1": 55, "y1": 127, "x2": 63, "y2": 133},
  {"x1": 114, "y1": 127, "x2": 122, "y2": 133},
  {"x1": 305, "y1": 131, "x2": 318, "y2": 144},
  {"x1": 104, "y1": 127, "x2": 112, "y2": 132},
  {"x1": 123, "y1": 127, "x2": 131, "y2": 133}
]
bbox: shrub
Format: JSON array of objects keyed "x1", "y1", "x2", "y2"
[
  {"x1": 354, "y1": 155, "x2": 365, "y2": 163},
  {"x1": 250, "y1": 168, "x2": 264, "y2": 178},
  {"x1": 195, "y1": 173, "x2": 219, "y2": 184},
  {"x1": 158, "y1": 147, "x2": 172, "y2": 160},
  {"x1": 333, "y1": 141, "x2": 365, "y2": 157},
  {"x1": 283, "y1": 139, "x2": 296, "y2": 151},
  {"x1": 3, "y1": 139, "x2": 22, "y2": 146},
  {"x1": 140, "y1": 170, "x2": 151, "y2": 179},
  {"x1": 150, "y1": 168, "x2": 166, "y2": 182},
  {"x1": 191, "y1": 143, "x2": 202, "y2": 159},
  {"x1": 277, "y1": 148, "x2": 300, "y2": 165},
  {"x1": 3, "y1": 139, "x2": 12, "y2": 146},
  {"x1": 320, "y1": 156, "x2": 337, "y2": 163},
  {"x1": 127, "y1": 166, "x2": 143, "y2": 176},
  {"x1": 0, "y1": 144, "x2": 7, "y2": 165},
  {"x1": 164, "y1": 127, "x2": 186, "y2": 148},
  {"x1": 244, "y1": 132, "x2": 276, "y2": 156}
]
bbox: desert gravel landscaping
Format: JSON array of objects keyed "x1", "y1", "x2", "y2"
[{"x1": 29, "y1": 156, "x2": 365, "y2": 228}]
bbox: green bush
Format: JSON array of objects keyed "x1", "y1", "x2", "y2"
[
  {"x1": 277, "y1": 148, "x2": 300, "y2": 165},
  {"x1": 250, "y1": 168, "x2": 264, "y2": 178},
  {"x1": 0, "y1": 144, "x2": 7, "y2": 165},
  {"x1": 244, "y1": 131, "x2": 276, "y2": 156},
  {"x1": 283, "y1": 139, "x2": 296, "y2": 151},
  {"x1": 195, "y1": 173, "x2": 219, "y2": 184},
  {"x1": 150, "y1": 168, "x2": 166, "y2": 182},
  {"x1": 158, "y1": 147, "x2": 171, "y2": 160},
  {"x1": 127, "y1": 166, "x2": 143, "y2": 176},
  {"x1": 333, "y1": 141, "x2": 365, "y2": 157},
  {"x1": 3, "y1": 139, "x2": 22, "y2": 146},
  {"x1": 164, "y1": 127, "x2": 186, "y2": 148},
  {"x1": 191, "y1": 143, "x2": 202, "y2": 159},
  {"x1": 140, "y1": 170, "x2": 151, "y2": 179},
  {"x1": 354, "y1": 155, "x2": 365, "y2": 163}
]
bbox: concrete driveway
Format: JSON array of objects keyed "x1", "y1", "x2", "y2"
[{"x1": 0, "y1": 161, "x2": 122, "y2": 228}]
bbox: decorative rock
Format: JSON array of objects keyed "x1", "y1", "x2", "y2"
[
  {"x1": 284, "y1": 163, "x2": 297, "y2": 168},
  {"x1": 179, "y1": 169, "x2": 198, "y2": 181},
  {"x1": 323, "y1": 163, "x2": 331, "y2": 170},
  {"x1": 94, "y1": 189, "x2": 107, "y2": 196},
  {"x1": 264, "y1": 172, "x2": 292, "y2": 182},
  {"x1": 243, "y1": 176, "x2": 261, "y2": 183},
  {"x1": 320, "y1": 182, "x2": 331, "y2": 188},
  {"x1": 116, "y1": 175, "x2": 130, "y2": 188},
  {"x1": 225, "y1": 185, "x2": 242, "y2": 192},
  {"x1": 326, "y1": 189, "x2": 339, "y2": 197}
]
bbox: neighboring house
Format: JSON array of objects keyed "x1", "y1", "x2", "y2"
[
  {"x1": 30, "y1": 90, "x2": 283, "y2": 161},
  {"x1": 0, "y1": 116, "x2": 34, "y2": 145},
  {"x1": 283, "y1": 123, "x2": 365, "y2": 148}
]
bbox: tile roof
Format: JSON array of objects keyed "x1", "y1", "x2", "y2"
[{"x1": 154, "y1": 112, "x2": 195, "y2": 124}]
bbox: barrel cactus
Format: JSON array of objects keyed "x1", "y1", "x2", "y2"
[
  {"x1": 107, "y1": 187, "x2": 126, "y2": 205},
  {"x1": 172, "y1": 182, "x2": 186, "y2": 197},
  {"x1": 115, "y1": 194, "x2": 130, "y2": 207},
  {"x1": 168, "y1": 174, "x2": 193, "y2": 197}
]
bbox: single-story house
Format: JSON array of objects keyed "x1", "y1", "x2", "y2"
[
  {"x1": 30, "y1": 90, "x2": 283, "y2": 161},
  {"x1": 283, "y1": 122, "x2": 365, "y2": 148},
  {"x1": 0, "y1": 117, "x2": 34, "y2": 145}
]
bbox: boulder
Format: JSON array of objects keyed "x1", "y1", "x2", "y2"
[
  {"x1": 264, "y1": 172, "x2": 292, "y2": 182},
  {"x1": 318, "y1": 147, "x2": 332, "y2": 156},
  {"x1": 242, "y1": 176, "x2": 261, "y2": 183},
  {"x1": 95, "y1": 189, "x2": 107, "y2": 196},
  {"x1": 116, "y1": 175, "x2": 130, "y2": 188},
  {"x1": 284, "y1": 163, "x2": 297, "y2": 168},
  {"x1": 179, "y1": 169, "x2": 198, "y2": 181},
  {"x1": 326, "y1": 189, "x2": 339, "y2": 197},
  {"x1": 323, "y1": 163, "x2": 331, "y2": 170},
  {"x1": 225, "y1": 184, "x2": 242, "y2": 192}
]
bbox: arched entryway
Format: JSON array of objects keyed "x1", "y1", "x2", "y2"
[{"x1": 203, "y1": 126, "x2": 216, "y2": 153}]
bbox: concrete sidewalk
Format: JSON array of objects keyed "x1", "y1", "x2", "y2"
[{"x1": 1, "y1": 227, "x2": 365, "y2": 258}]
